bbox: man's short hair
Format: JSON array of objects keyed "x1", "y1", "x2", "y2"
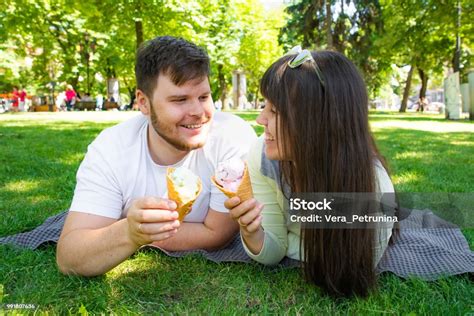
[{"x1": 135, "y1": 36, "x2": 210, "y2": 98}]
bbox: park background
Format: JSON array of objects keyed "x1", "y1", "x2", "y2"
[
  {"x1": 1, "y1": 0, "x2": 473, "y2": 314},
  {"x1": 1, "y1": 0, "x2": 473, "y2": 113}
]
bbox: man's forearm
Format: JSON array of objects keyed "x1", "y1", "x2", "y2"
[
  {"x1": 56, "y1": 219, "x2": 138, "y2": 276},
  {"x1": 153, "y1": 222, "x2": 234, "y2": 251}
]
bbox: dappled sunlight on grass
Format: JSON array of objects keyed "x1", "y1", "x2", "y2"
[
  {"x1": 369, "y1": 110, "x2": 445, "y2": 120},
  {"x1": 106, "y1": 252, "x2": 165, "y2": 280},
  {"x1": 374, "y1": 127, "x2": 472, "y2": 192},
  {"x1": 370, "y1": 120, "x2": 474, "y2": 133},
  {"x1": 45, "y1": 122, "x2": 110, "y2": 131},
  {"x1": 391, "y1": 172, "x2": 422, "y2": 187},
  {"x1": 26, "y1": 195, "x2": 51, "y2": 204},
  {"x1": 3, "y1": 179, "x2": 41, "y2": 193},
  {"x1": 56, "y1": 152, "x2": 88, "y2": 166},
  {"x1": 0, "y1": 121, "x2": 35, "y2": 128},
  {"x1": 450, "y1": 140, "x2": 473, "y2": 146},
  {"x1": 394, "y1": 151, "x2": 431, "y2": 160},
  {"x1": 0, "y1": 121, "x2": 112, "y2": 132}
]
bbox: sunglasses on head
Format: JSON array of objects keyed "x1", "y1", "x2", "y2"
[{"x1": 286, "y1": 45, "x2": 326, "y2": 88}]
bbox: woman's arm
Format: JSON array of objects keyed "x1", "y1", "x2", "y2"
[
  {"x1": 226, "y1": 136, "x2": 289, "y2": 265},
  {"x1": 373, "y1": 162, "x2": 396, "y2": 264}
]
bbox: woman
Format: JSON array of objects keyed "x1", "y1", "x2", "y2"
[
  {"x1": 65, "y1": 84, "x2": 76, "y2": 111},
  {"x1": 225, "y1": 48, "x2": 396, "y2": 297}
]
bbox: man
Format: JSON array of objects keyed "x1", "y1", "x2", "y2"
[{"x1": 56, "y1": 36, "x2": 257, "y2": 276}]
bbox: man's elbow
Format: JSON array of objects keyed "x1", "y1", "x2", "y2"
[
  {"x1": 56, "y1": 241, "x2": 78, "y2": 276},
  {"x1": 56, "y1": 260, "x2": 75, "y2": 276},
  {"x1": 56, "y1": 256, "x2": 101, "y2": 277},
  {"x1": 56, "y1": 244, "x2": 75, "y2": 276},
  {"x1": 56, "y1": 241, "x2": 98, "y2": 277}
]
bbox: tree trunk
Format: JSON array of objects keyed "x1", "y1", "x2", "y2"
[
  {"x1": 325, "y1": 0, "x2": 333, "y2": 49},
  {"x1": 452, "y1": 0, "x2": 461, "y2": 72},
  {"x1": 135, "y1": 0, "x2": 144, "y2": 50},
  {"x1": 418, "y1": 68, "x2": 429, "y2": 99},
  {"x1": 399, "y1": 65, "x2": 414, "y2": 113},
  {"x1": 218, "y1": 64, "x2": 228, "y2": 110},
  {"x1": 71, "y1": 77, "x2": 79, "y2": 90},
  {"x1": 121, "y1": 75, "x2": 135, "y2": 109},
  {"x1": 105, "y1": 59, "x2": 117, "y2": 78},
  {"x1": 135, "y1": 20, "x2": 143, "y2": 50},
  {"x1": 417, "y1": 68, "x2": 429, "y2": 112}
]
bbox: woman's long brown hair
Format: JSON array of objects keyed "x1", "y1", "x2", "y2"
[{"x1": 260, "y1": 50, "x2": 391, "y2": 297}]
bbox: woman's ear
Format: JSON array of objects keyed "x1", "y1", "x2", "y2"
[{"x1": 136, "y1": 90, "x2": 150, "y2": 115}]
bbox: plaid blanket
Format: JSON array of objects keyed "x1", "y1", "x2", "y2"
[{"x1": 1, "y1": 209, "x2": 472, "y2": 280}]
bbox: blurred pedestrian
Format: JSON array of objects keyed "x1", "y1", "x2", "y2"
[
  {"x1": 96, "y1": 94, "x2": 104, "y2": 110},
  {"x1": 65, "y1": 84, "x2": 76, "y2": 111},
  {"x1": 56, "y1": 91, "x2": 66, "y2": 111},
  {"x1": 214, "y1": 99, "x2": 222, "y2": 111},
  {"x1": 19, "y1": 88, "x2": 27, "y2": 111},
  {"x1": 416, "y1": 97, "x2": 428, "y2": 112},
  {"x1": 11, "y1": 87, "x2": 20, "y2": 112},
  {"x1": 81, "y1": 93, "x2": 93, "y2": 102}
]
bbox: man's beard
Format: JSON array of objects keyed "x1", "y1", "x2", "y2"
[{"x1": 149, "y1": 105, "x2": 207, "y2": 151}]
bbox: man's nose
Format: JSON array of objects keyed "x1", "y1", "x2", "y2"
[{"x1": 189, "y1": 99, "x2": 205, "y2": 117}]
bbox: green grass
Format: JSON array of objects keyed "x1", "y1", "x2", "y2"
[{"x1": 1, "y1": 111, "x2": 473, "y2": 314}]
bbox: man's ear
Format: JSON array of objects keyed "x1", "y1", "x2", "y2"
[{"x1": 136, "y1": 89, "x2": 150, "y2": 115}]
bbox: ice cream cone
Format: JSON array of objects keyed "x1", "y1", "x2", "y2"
[
  {"x1": 167, "y1": 168, "x2": 202, "y2": 221},
  {"x1": 211, "y1": 163, "x2": 253, "y2": 202}
]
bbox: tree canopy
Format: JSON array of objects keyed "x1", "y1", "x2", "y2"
[
  {"x1": 0, "y1": 0, "x2": 283, "y2": 105},
  {"x1": 1, "y1": 0, "x2": 471, "y2": 109},
  {"x1": 280, "y1": 0, "x2": 472, "y2": 101}
]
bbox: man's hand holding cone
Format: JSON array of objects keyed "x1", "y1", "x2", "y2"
[{"x1": 166, "y1": 167, "x2": 202, "y2": 221}]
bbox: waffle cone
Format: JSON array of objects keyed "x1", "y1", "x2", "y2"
[
  {"x1": 211, "y1": 163, "x2": 253, "y2": 202},
  {"x1": 167, "y1": 168, "x2": 202, "y2": 221}
]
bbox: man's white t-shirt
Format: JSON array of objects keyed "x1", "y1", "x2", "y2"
[{"x1": 70, "y1": 112, "x2": 257, "y2": 222}]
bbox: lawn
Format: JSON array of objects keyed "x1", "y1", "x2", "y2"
[{"x1": 1, "y1": 111, "x2": 473, "y2": 314}]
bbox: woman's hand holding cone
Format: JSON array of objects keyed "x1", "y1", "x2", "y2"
[
  {"x1": 126, "y1": 197, "x2": 181, "y2": 247},
  {"x1": 225, "y1": 197, "x2": 265, "y2": 255},
  {"x1": 225, "y1": 197, "x2": 263, "y2": 235}
]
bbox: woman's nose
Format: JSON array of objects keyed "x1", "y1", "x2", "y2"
[{"x1": 256, "y1": 112, "x2": 266, "y2": 126}]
